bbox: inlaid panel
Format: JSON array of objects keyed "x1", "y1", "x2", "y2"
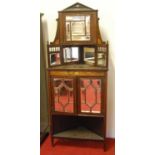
[
  {"x1": 80, "y1": 78, "x2": 102, "y2": 114},
  {"x1": 53, "y1": 78, "x2": 74, "y2": 113}
]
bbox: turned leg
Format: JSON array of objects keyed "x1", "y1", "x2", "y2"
[
  {"x1": 51, "y1": 137, "x2": 54, "y2": 146},
  {"x1": 103, "y1": 140, "x2": 106, "y2": 151}
]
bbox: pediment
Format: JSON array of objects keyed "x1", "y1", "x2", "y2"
[{"x1": 62, "y1": 2, "x2": 95, "y2": 12}]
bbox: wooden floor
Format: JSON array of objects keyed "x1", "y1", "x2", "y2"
[{"x1": 40, "y1": 135, "x2": 115, "y2": 155}]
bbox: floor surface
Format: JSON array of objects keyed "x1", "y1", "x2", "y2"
[{"x1": 40, "y1": 135, "x2": 115, "y2": 155}]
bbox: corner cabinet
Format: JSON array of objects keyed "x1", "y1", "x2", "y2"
[{"x1": 47, "y1": 3, "x2": 109, "y2": 151}]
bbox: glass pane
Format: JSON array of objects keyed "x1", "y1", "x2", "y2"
[
  {"x1": 97, "y1": 53, "x2": 106, "y2": 66},
  {"x1": 71, "y1": 21, "x2": 85, "y2": 35},
  {"x1": 65, "y1": 15, "x2": 91, "y2": 41},
  {"x1": 66, "y1": 16, "x2": 85, "y2": 21},
  {"x1": 72, "y1": 47, "x2": 79, "y2": 61},
  {"x1": 63, "y1": 48, "x2": 72, "y2": 62},
  {"x1": 63, "y1": 47, "x2": 79, "y2": 63},
  {"x1": 84, "y1": 47, "x2": 95, "y2": 65},
  {"x1": 49, "y1": 53, "x2": 60, "y2": 65},
  {"x1": 86, "y1": 16, "x2": 90, "y2": 35},
  {"x1": 66, "y1": 22, "x2": 71, "y2": 41},
  {"x1": 72, "y1": 35, "x2": 90, "y2": 41},
  {"x1": 53, "y1": 78, "x2": 74, "y2": 113},
  {"x1": 80, "y1": 78, "x2": 101, "y2": 113}
]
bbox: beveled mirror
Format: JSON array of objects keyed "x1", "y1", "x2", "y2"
[
  {"x1": 63, "y1": 47, "x2": 79, "y2": 63},
  {"x1": 83, "y1": 47, "x2": 95, "y2": 65},
  {"x1": 97, "y1": 53, "x2": 106, "y2": 66},
  {"x1": 49, "y1": 53, "x2": 61, "y2": 65},
  {"x1": 65, "y1": 15, "x2": 91, "y2": 41}
]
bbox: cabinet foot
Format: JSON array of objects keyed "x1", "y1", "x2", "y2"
[
  {"x1": 103, "y1": 141, "x2": 106, "y2": 151},
  {"x1": 51, "y1": 138, "x2": 54, "y2": 147}
]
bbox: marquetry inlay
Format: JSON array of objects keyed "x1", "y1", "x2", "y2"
[{"x1": 50, "y1": 71, "x2": 105, "y2": 77}]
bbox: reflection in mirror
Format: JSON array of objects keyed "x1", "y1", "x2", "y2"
[
  {"x1": 53, "y1": 78, "x2": 74, "y2": 113},
  {"x1": 80, "y1": 78, "x2": 101, "y2": 113},
  {"x1": 97, "y1": 53, "x2": 106, "y2": 66},
  {"x1": 71, "y1": 21, "x2": 85, "y2": 35},
  {"x1": 84, "y1": 47, "x2": 95, "y2": 65},
  {"x1": 63, "y1": 47, "x2": 79, "y2": 63},
  {"x1": 86, "y1": 16, "x2": 90, "y2": 35},
  {"x1": 63, "y1": 48, "x2": 71, "y2": 62},
  {"x1": 72, "y1": 47, "x2": 79, "y2": 61},
  {"x1": 66, "y1": 22, "x2": 71, "y2": 41},
  {"x1": 49, "y1": 53, "x2": 60, "y2": 65},
  {"x1": 65, "y1": 15, "x2": 90, "y2": 41}
]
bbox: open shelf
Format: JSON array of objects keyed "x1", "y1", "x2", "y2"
[{"x1": 53, "y1": 126, "x2": 104, "y2": 141}]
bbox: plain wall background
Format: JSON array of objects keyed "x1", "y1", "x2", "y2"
[{"x1": 40, "y1": 0, "x2": 115, "y2": 138}]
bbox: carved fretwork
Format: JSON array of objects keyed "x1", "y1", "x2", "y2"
[
  {"x1": 80, "y1": 78, "x2": 101, "y2": 113},
  {"x1": 53, "y1": 78, "x2": 74, "y2": 112}
]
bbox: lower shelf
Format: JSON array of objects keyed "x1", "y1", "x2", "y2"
[{"x1": 53, "y1": 126, "x2": 104, "y2": 141}]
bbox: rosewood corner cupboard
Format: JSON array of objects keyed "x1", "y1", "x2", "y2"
[{"x1": 46, "y1": 3, "x2": 109, "y2": 150}]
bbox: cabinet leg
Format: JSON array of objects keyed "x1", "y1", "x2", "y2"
[
  {"x1": 103, "y1": 141, "x2": 106, "y2": 152},
  {"x1": 51, "y1": 137, "x2": 54, "y2": 146}
]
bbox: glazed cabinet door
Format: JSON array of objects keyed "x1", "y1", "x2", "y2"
[
  {"x1": 51, "y1": 77, "x2": 76, "y2": 114},
  {"x1": 79, "y1": 77, "x2": 104, "y2": 114}
]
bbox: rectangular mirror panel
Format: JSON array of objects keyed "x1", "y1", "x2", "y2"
[
  {"x1": 84, "y1": 47, "x2": 95, "y2": 65},
  {"x1": 49, "y1": 53, "x2": 61, "y2": 65},
  {"x1": 63, "y1": 47, "x2": 79, "y2": 63},
  {"x1": 97, "y1": 53, "x2": 106, "y2": 66},
  {"x1": 65, "y1": 15, "x2": 91, "y2": 41}
]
